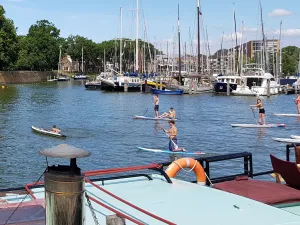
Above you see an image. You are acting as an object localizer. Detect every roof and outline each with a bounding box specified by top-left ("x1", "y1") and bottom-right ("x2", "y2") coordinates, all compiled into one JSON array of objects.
[{"x1": 1, "y1": 175, "x2": 300, "y2": 225}]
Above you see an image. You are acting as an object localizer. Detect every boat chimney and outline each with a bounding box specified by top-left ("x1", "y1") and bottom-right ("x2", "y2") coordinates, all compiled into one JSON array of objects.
[{"x1": 39, "y1": 144, "x2": 91, "y2": 225}]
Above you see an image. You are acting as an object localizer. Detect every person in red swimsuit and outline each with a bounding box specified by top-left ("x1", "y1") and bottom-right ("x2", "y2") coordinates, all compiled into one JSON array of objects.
[{"x1": 294, "y1": 94, "x2": 300, "y2": 114}]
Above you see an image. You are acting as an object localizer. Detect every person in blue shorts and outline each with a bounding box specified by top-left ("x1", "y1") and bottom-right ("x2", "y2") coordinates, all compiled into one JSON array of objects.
[{"x1": 153, "y1": 94, "x2": 159, "y2": 117}]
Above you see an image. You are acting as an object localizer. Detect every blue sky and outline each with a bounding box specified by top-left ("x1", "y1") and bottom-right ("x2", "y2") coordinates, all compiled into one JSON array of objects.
[{"x1": 1, "y1": 0, "x2": 299, "y2": 54}]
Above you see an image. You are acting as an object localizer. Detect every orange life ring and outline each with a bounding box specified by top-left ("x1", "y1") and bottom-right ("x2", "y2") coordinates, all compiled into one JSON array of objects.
[{"x1": 165, "y1": 158, "x2": 206, "y2": 185}]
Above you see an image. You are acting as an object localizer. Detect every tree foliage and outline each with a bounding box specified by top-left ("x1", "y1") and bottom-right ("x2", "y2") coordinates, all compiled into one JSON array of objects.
[
  {"x1": 0, "y1": 5, "x2": 19, "y2": 70},
  {"x1": 282, "y1": 46, "x2": 300, "y2": 76}
]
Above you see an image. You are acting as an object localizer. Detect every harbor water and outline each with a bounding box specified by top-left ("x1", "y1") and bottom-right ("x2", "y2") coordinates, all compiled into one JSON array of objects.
[{"x1": 0, "y1": 81, "x2": 299, "y2": 189}]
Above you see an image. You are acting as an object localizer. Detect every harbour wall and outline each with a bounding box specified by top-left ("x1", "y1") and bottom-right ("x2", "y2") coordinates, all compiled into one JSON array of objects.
[{"x1": 0, "y1": 71, "x2": 55, "y2": 84}]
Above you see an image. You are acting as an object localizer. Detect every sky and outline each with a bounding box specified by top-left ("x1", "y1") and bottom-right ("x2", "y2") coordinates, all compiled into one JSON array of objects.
[{"x1": 1, "y1": 0, "x2": 299, "y2": 55}]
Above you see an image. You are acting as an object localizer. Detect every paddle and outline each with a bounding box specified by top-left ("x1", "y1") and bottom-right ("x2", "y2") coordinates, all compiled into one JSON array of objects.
[
  {"x1": 159, "y1": 126, "x2": 179, "y2": 149},
  {"x1": 250, "y1": 107, "x2": 258, "y2": 124},
  {"x1": 143, "y1": 108, "x2": 148, "y2": 116}
]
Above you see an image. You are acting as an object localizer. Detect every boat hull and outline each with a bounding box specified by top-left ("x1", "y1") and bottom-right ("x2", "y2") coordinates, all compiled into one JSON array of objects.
[
  {"x1": 151, "y1": 88, "x2": 183, "y2": 95},
  {"x1": 214, "y1": 83, "x2": 237, "y2": 93},
  {"x1": 31, "y1": 126, "x2": 66, "y2": 138}
]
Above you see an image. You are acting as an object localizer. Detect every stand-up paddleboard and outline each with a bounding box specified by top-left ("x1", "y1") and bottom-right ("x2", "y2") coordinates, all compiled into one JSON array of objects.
[
  {"x1": 273, "y1": 113, "x2": 300, "y2": 117},
  {"x1": 137, "y1": 146, "x2": 205, "y2": 155},
  {"x1": 290, "y1": 135, "x2": 300, "y2": 139},
  {"x1": 133, "y1": 115, "x2": 177, "y2": 121},
  {"x1": 31, "y1": 126, "x2": 66, "y2": 138},
  {"x1": 231, "y1": 123, "x2": 286, "y2": 128},
  {"x1": 272, "y1": 137, "x2": 300, "y2": 144}
]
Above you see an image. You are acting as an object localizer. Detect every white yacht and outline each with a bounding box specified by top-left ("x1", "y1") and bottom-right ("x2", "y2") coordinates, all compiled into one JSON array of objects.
[
  {"x1": 213, "y1": 75, "x2": 242, "y2": 93},
  {"x1": 232, "y1": 64, "x2": 279, "y2": 96}
]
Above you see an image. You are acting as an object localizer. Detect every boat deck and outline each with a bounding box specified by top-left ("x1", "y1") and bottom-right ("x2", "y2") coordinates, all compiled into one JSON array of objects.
[{"x1": 1, "y1": 175, "x2": 300, "y2": 225}]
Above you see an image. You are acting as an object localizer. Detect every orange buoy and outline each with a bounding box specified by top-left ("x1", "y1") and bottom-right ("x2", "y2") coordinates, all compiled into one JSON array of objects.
[{"x1": 165, "y1": 158, "x2": 206, "y2": 185}]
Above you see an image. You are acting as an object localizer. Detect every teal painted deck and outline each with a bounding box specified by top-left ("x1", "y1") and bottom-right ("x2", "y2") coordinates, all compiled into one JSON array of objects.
[{"x1": 1, "y1": 175, "x2": 300, "y2": 225}]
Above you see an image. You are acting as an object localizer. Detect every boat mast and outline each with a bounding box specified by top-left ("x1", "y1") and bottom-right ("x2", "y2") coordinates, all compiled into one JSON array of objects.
[
  {"x1": 233, "y1": 2, "x2": 239, "y2": 74},
  {"x1": 220, "y1": 32, "x2": 224, "y2": 74},
  {"x1": 58, "y1": 45, "x2": 62, "y2": 76},
  {"x1": 120, "y1": 7, "x2": 123, "y2": 74},
  {"x1": 136, "y1": 0, "x2": 139, "y2": 75},
  {"x1": 197, "y1": 0, "x2": 201, "y2": 74},
  {"x1": 81, "y1": 47, "x2": 84, "y2": 73},
  {"x1": 260, "y1": 0, "x2": 268, "y2": 72},
  {"x1": 104, "y1": 49, "x2": 106, "y2": 72},
  {"x1": 279, "y1": 20, "x2": 282, "y2": 77},
  {"x1": 178, "y1": 4, "x2": 182, "y2": 83}
]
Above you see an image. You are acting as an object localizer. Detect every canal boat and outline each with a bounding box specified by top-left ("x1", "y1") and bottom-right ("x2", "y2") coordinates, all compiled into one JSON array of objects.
[
  {"x1": 151, "y1": 88, "x2": 184, "y2": 95},
  {"x1": 1, "y1": 144, "x2": 300, "y2": 224},
  {"x1": 31, "y1": 126, "x2": 66, "y2": 138}
]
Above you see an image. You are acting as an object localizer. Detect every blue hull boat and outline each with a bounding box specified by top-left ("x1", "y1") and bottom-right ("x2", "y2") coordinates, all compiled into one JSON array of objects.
[{"x1": 151, "y1": 88, "x2": 183, "y2": 95}]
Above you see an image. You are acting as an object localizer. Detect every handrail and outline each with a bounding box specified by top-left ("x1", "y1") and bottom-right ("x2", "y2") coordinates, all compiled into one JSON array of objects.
[
  {"x1": 85, "y1": 178, "x2": 176, "y2": 225},
  {"x1": 87, "y1": 194, "x2": 144, "y2": 225}
]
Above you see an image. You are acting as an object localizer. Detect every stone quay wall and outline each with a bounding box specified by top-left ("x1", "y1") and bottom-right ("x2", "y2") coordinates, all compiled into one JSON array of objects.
[{"x1": 0, "y1": 71, "x2": 55, "y2": 84}]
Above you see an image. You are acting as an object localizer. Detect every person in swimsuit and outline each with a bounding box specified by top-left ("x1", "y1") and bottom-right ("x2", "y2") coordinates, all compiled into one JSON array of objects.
[
  {"x1": 250, "y1": 99, "x2": 266, "y2": 125},
  {"x1": 159, "y1": 107, "x2": 176, "y2": 119},
  {"x1": 294, "y1": 94, "x2": 300, "y2": 114},
  {"x1": 51, "y1": 125, "x2": 61, "y2": 133},
  {"x1": 153, "y1": 94, "x2": 159, "y2": 118},
  {"x1": 162, "y1": 121, "x2": 186, "y2": 152}
]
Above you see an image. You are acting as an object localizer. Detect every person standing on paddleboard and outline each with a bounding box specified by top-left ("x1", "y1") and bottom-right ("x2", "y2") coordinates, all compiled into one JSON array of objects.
[
  {"x1": 250, "y1": 99, "x2": 266, "y2": 125},
  {"x1": 294, "y1": 94, "x2": 300, "y2": 114},
  {"x1": 153, "y1": 94, "x2": 159, "y2": 118},
  {"x1": 162, "y1": 121, "x2": 186, "y2": 152}
]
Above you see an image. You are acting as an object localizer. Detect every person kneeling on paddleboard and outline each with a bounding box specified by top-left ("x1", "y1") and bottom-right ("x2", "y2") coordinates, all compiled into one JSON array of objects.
[
  {"x1": 51, "y1": 125, "x2": 61, "y2": 133},
  {"x1": 250, "y1": 99, "x2": 266, "y2": 125},
  {"x1": 159, "y1": 107, "x2": 176, "y2": 119},
  {"x1": 162, "y1": 121, "x2": 186, "y2": 152}
]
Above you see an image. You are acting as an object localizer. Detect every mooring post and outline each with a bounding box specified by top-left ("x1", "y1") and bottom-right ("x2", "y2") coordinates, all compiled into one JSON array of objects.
[
  {"x1": 285, "y1": 84, "x2": 288, "y2": 95},
  {"x1": 267, "y1": 79, "x2": 270, "y2": 97},
  {"x1": 189, "y1": 79, "x2": 192, "y2": 95},
  {"x1": 226, "y1": 79, "x2": 230, "y2": 96},
  {"x1": 159, "y1": 77, "x2": 163, "y2": 90},
  {"x1": 155, "y1": 77, "x2": 158, "y2": 89},
  {"x1": 124, "y1": 80, "x2": 128, "y2": 92},
  {"x1": 295, "y1": 83, "x2": 298, "y2": 94}
]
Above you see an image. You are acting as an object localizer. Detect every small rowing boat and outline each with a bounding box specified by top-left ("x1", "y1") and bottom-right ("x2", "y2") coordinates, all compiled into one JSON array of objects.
[
  {"x1": 137, "y1": 146, "x2": 205, "y2": 155},
  {"x1": 273, "y1": 113, "x2": 300, "y2": 117},
  {"x1": 272, "y1": 137, "x2": 300, "y2": 144},
  {"x1": 133, "y1": 115, "x2": 177, "y2": 121},
  {"x1": 31, "y1": 126, "x2": 66, "y2": 138},
  {"x1": 231, "y1": 124, "x2": 286, "y2": 128}
]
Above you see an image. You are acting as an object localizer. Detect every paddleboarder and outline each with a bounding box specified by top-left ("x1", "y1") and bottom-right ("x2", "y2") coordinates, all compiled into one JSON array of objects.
[
  {"x1": 159, "y1": 107, "x2": 176, "y2": 119},
  {"x1": 162, "y1": 121, "x2": 186, "y2": 152},
  {"x1": 294, "y1": 94, "x2": 300, "y2": 114},
  {"x1": 250, "y1": 99, "x2": 266, "y2": 125},
  {"x1": 51, "y1": 125, "x2": 61, "y2": 133},
  {"x1": 153, "y1": 94, "x2": 159, "y2": 118}
]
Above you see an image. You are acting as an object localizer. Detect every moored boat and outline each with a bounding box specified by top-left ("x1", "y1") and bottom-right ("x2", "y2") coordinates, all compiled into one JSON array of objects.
[
  {"x1": 151, "y1": 88, "x2": 183, "y2": 95},
  {"x1": 85, "y1": 81, "x2": 102, "y2": 89}
]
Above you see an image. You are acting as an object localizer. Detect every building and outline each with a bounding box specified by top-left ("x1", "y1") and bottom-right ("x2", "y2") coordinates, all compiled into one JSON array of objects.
[{"x1": 60, "y1": 55, "x2": 80, "y2": 72}]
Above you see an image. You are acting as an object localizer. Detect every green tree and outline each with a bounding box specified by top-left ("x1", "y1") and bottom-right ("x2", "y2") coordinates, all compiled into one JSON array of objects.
[
  {"x1": 0, "y1": 5, "x2": 19, "y2": 70},
  {"x1": 282, "y1": 46, "x2": 300, "y2": 76}
]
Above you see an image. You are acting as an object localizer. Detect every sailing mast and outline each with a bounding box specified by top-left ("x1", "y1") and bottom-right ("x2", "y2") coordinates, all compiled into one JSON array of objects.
[
  {"x1": 58, "y1": 45, "x2": 62, "y2": 76},
  {"x1": 233, "y1": 2, "x2": 239, "y2": 74},
  {"x1": 81, "y1": 47, "x2": 84, "y2": 73},
  {"x1": 197, "y1": 0, "x2": 201, "y2": 74},
  {"x1": 136, "y1": 0, "x2": 139, "y2": 75},
  {"x1": 178, "y1": 4, "x2": 182, "y2": 83},
  {"x1": 260, "y1": 0, "x2": 268, "y2": 72},
  {"x1": 120, "y1": 7, "x2": 123, "y2": 74},
  {"x1": 279, "y1": 20, "x2": 282, "y2": 77},
  {"x1": 220, "y1": 32, "x2": 224, "y2": 74}
]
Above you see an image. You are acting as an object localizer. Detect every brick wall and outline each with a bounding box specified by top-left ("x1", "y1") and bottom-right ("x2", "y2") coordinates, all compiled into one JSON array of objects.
[{"x1": 0, "y1": 71, "x2": 55, "y2": 84}]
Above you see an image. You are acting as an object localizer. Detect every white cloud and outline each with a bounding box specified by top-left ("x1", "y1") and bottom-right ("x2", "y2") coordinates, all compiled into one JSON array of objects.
[
  {"x1": 273, "y1": 29, "x2": 300, "y2": 36},
  {"x1": 268, "y1": 9, "x2": 293, "y2": 17}
]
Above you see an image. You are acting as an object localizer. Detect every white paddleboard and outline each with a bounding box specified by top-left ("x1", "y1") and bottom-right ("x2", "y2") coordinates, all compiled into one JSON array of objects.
[
  {"x1": 273, "y1": 113, "x2": 300, "y2": 117},
  {"x1": 272, "y1": 137, "x2": 300, "y2": 144},
  {"x1": 133, "y1": 115, "x2": 177, "y2": 121},
  {"x1": 290, "y1": 135, "x2": 300, "y2": 139},
  {"x1": 231, "y1": 124, "x2": 286, "y2": 128},
  {"x1": 137, "y1": 147, "x2": 205, "y2": 155}
]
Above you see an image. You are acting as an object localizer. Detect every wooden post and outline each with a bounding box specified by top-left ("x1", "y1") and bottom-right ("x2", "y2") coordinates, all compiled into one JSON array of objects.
[
  {"x1": 124, "y1": 80, "x2": 128, "y2": 92},
  {"x1": 295, "y1": 83, "x2": 298, "y2": 94},
  {"x1": 155, "y1": 78, "x2": 158, "y2": 89},
  {"x1": 194, "y1": 79, "x2": 198, "y2": 94},
  {"x1": 226, "y1": 79, "x2": 230, "y2": 96},
  {"x1": 106, "y1": 214, "x2": 126, "y2": 225},
  {"x1": 285, "y1": 84, "x2": 288, "y2": 95},
  {"x1": 159, "y1": 77, "x2": 162, "y2": 90},
  {"x1": 267, "y1": 79, "x2": 270, "y2": 97}
]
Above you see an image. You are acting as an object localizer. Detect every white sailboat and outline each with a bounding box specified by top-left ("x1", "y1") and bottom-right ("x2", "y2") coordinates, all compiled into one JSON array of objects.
[{"x1": 73, "y1": 47, "x2": 88, "y2": 80}]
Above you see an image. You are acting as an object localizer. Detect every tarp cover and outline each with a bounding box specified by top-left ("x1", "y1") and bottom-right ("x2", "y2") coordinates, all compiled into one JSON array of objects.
[
  {"x1": 213, "y1": 176, "x2": 300, "y2": 205},
  {"x1": 0, "y1": 205, "x2": 45, "y2": 225}
]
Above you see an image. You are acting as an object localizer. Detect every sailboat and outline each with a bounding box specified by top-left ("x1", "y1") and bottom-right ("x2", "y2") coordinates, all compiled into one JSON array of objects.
[{"x1": 73, "y1": 47, "x2": 88, "y2": 80}]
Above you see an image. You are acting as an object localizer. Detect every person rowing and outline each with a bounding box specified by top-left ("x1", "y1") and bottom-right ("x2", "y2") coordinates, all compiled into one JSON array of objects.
[
  {"x1": 51, "y1": 125, "x2": 61, "y2": 133},
  {"x1": 250, "y1": 99, "x2": 266, "y2": 125},
  {"x1": 159, "y1": 107, "x2": 176, "y2": 119},
  {"x1": 294, "y1": 94, "x2": 300, "y2": 114},
  {"x1": 162, "y1": 120, "x2": 186, "y2": 152}
]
